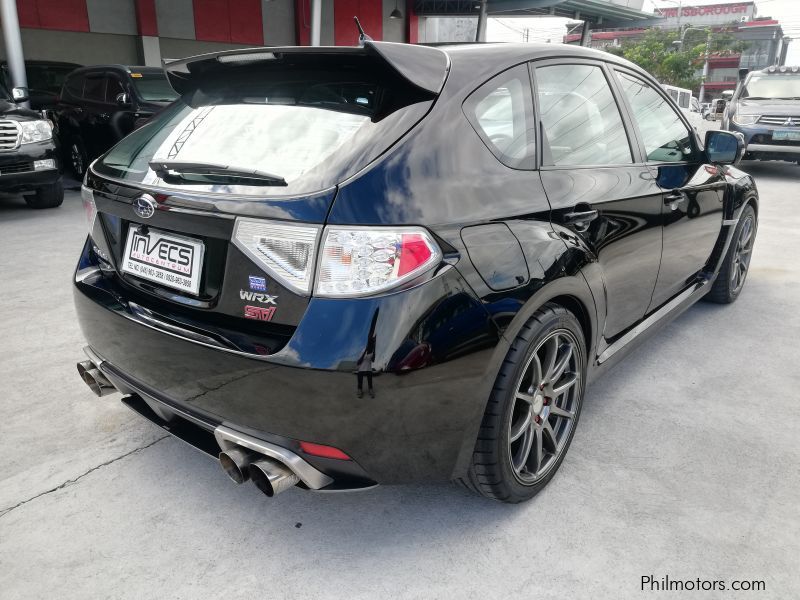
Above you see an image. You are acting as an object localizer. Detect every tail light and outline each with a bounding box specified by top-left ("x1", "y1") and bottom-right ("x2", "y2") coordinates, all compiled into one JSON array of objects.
[
  {"x1": 232, "y1": 218, "x2": 321, "y2": 295},
  {"x1": 81, "y1": 185, "x2": 97, "y2": 234},
  {"x1": 232, "y1": 219, "x2": 441, "y2": 298},
  {"x1": 315, "y1": 227, "x2": 441, "y2": 297}
]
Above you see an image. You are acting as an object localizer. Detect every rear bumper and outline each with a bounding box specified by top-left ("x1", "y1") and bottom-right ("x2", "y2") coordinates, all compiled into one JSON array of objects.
[{"x1": 74, "y1": 240, "x2": 502, "y2": 487}]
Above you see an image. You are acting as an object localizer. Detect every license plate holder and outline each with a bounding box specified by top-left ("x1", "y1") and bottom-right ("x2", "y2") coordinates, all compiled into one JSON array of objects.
[
  {"x1": 122, "y1": 226, "x2": 205, "y2": 295},
  {"x1": 772, "y1": 130, "x2": 800, "y2": 141}
]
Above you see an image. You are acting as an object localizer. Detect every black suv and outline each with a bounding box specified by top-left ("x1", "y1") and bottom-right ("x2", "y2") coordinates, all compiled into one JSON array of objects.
[
  {"x1": 1, "y1": 60, "x2": 81, "y2": 111},
  {"x1": 74, "y1": 42, "x2": 757, "y2": 503},
  {"x1": 0, "y1": 80, "x2": 62, "y2": 209},
  {"x1": 56, "y1": 65, "x2": 177, "y2": 177}
]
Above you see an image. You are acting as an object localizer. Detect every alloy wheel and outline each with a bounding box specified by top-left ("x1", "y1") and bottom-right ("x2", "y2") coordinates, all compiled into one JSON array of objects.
[
  {"x1": 731, "y1": 215, "x2": 755, "y2": 294},
  {"x1": 508, "y1": 329, "x2": 581, "y2": 484}
]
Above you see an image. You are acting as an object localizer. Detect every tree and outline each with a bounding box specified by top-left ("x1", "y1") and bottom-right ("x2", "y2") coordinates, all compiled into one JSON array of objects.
[{"x1": 606, "y1": 28, "x2": 705, "y2": 90}]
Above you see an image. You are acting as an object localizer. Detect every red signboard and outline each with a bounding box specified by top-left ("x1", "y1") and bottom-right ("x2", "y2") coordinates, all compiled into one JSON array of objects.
[{"x1": 656, "y1": 2, "x2": 752, "y2": 18}]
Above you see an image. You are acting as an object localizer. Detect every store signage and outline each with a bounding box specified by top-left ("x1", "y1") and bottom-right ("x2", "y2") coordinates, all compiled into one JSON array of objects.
[{"x1": 656, "y1": 3, "x2": 752, "y2": 19}]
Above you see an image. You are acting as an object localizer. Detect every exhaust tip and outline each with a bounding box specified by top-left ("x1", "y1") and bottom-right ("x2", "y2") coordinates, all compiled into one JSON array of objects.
[
  {"x1": 76, "y1": 361, "x2": 116, "y2": 397},
  {"x1": 219, "y1": 447, "x2": 259, "y2": 484},
  {"x1": 249, "y1": 459, "x2": 300, "y2": 497}
]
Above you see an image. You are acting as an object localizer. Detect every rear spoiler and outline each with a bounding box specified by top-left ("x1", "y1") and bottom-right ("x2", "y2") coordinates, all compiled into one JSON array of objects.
[{"x1": 164, "y1": 41, "x2": 450, "y2": 96}]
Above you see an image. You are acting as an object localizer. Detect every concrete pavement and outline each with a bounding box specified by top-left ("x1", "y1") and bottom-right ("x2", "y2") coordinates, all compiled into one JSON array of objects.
[{"x1": 1, "y1": 162, "x2": 798, "y2": 599}]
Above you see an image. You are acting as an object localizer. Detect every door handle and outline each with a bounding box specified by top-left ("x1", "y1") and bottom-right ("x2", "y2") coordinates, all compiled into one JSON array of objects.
[
  {"x1": 563, "y1": 208, "x2": 599, "y2": 231},
  {"x1": 664, "y1": 191, "x2": 687, "y2": 209}
]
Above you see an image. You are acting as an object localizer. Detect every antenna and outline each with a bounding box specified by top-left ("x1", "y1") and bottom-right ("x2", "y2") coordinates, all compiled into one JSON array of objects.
[{"x1": 354, "y1": 16, "x2": 373, "y2": 45}]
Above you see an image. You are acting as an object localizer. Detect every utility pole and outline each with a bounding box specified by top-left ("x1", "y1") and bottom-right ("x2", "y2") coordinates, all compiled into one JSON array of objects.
[
  {"x1": 699, "y1": 31, "x2": 711, "y2": 103},
  {"x1": 476, "y1": 0, "x2": 488, "y2": 43},
  {"x1": 0, "y1": 0, "x2": 28, "y2": 108}
]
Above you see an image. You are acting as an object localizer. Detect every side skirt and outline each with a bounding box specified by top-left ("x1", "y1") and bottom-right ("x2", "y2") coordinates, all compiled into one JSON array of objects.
[{"x1": 590, "y1": 279, "x2": 710, "y2": 380}]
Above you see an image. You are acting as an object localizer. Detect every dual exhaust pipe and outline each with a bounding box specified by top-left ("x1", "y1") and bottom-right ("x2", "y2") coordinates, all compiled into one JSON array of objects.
[
  {"x1": 77, "y1": 358, "x2": 302, "y2": 497},
  {"x1": 77, "y1": 360, "x2": 116, "y2": 397},
  {"x1": 219, "y1": 446, "x2": 300, "y2": 497}
]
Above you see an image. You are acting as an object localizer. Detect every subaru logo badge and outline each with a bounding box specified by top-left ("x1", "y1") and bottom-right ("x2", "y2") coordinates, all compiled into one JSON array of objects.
[{"x1": 133, "y1": 194, "x2": 156, "y2": 219}]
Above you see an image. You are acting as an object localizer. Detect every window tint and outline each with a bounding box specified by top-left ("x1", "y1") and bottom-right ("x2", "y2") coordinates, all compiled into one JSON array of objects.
[
  {"x1": 65, "y1": 74, "x2": 84, "y2": 98},
  {"x1": 105, "y1": 78, "x2": 125, "y2": 103},
  {"x1": 617, "y1": 72, "x2": 694, "y2": 163},
  {"x1": 83, "y1": 76, "x2": 107, "y2": 102},
  {"x1": 94, "y1": 58, "x2": 437, "y2": 196},
  {"x1": 464, "y1": 64, "x2": 535, "y2": 169},
  {"x1": 536, "y1": 64, "x2": 632, "y2": 166}
]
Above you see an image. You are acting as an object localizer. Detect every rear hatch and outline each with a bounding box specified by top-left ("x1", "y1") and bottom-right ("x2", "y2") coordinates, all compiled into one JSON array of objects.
[{"x1": 84, "y1": 42, "x2": 448, "y2": 354}]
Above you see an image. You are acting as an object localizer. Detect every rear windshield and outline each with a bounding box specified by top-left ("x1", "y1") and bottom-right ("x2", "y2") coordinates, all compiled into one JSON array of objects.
[
  {"x1": 27, "y1": 64, "x2": 77, "y2": 95},
  {"x1": 94, "y1": 56, "x2": 433, "y2": 196},
  {"x1": 130, "y1": 72, "x2": 179, "y2": 102}
]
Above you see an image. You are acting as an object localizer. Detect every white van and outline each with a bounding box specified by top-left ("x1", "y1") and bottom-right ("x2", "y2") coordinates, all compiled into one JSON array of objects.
[{"x1": 662, "y1": 84, "x2": 703, "y2": 129}]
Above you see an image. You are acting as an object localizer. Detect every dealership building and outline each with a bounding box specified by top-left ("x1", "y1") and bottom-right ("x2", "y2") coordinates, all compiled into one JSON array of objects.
[
  {"x1": 565, "y1": 1, "x2": 791, "y2": 99},
  {"x1": 0, "y1": 0, "x2": 421, "y2": 67}
]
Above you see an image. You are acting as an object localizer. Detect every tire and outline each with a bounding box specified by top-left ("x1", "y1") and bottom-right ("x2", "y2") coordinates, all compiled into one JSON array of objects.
[
  {"x1": 459, "y1": 303, "x2": 587, "y2": 503},
  {"x1": 24, "y1": 180, "x2": 64, "y2": 209},
  {"x1": 68, "y1": 138, "x2": 88, "y2": 178},
  {"x1": 704, "y1": 204, "x2": 756, "y2": 304}
]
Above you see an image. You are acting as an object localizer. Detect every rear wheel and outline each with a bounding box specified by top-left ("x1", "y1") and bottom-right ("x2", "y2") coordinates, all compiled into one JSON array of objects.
[
  {"x1": 24, "y1": 181, "x2": 64, "y2": 209},
  {"x1": 705, "y1": 204, "x2": 756, "y2": 304},
  {"x1": 460, "y1": 304, "x2": 586, "y2": 503}
]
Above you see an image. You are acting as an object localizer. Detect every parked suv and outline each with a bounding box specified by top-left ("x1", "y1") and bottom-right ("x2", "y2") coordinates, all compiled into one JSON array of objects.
[
  {"x1": 0, "y1": 80, "x2": 62, "y2": 208},
  {"x1": 56, "y1": 65, "x2": 177, "y2": 177},
  {"x1": 74, "y1": 42, "x2": 757, "y2": 503},
  {"x1": 723, "y1": 65, "x2": 800, "y2": 162},
  {"x1": 1, "y1": 60, "x2": 81, "y2": 111}
]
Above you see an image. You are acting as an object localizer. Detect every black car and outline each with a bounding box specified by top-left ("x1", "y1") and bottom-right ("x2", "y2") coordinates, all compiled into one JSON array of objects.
[
  {"x1": 74, "y1": 42, "x2": 757, "y2": 503},
  {"x1": 0, "y1": 80, "x2": 63, "y2": 208},
  {"x1": 56, "y1": 65, "x2": 178, "y2": 177},
  {"x1": 1, "y1": 60, "x2": 82, "y2": 111},
  {"x1": 723, "y1": 65, "x2": 800, "y2": 163}
]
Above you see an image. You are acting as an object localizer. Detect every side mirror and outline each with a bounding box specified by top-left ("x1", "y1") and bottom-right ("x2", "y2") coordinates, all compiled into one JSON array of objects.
[
  {"x1": 705, "y1": 130, "x2": 744, "y2": 165},
  {"x1": 11, "y1": 86, "x2": 29, "y2": 102},
  {"x1": 116, "y1": 92, "x2": 130, "y2": 106},
  {"x1": 738, "y1": 68, "x2": 749, "y2": 82}
]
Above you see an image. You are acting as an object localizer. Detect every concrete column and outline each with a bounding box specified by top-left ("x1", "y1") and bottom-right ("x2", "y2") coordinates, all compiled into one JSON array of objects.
[
  {"x1": 137, "y1": 36, "x2": 162, "y2": 66},
  {"x1": 310, "y1": 0, "x2": 322, "y2": 46},
  {"x1": 0, "y1": 0, "x2": 28, "y2": 107},
  {"x1": 475, "y1": 0, "x2": 488, "y2": 42},
  {"x1": 580, "y1": 21, "x2": 591, "y2": 47}
]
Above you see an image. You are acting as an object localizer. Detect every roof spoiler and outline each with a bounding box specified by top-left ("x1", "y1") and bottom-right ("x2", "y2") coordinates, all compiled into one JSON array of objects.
[{"x1": 164, "y1": 41, "x2": 450, "y2": 96}]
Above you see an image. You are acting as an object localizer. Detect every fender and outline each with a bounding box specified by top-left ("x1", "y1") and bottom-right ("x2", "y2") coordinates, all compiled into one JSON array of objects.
[
  {"x1": 449, "y1": 268, "x2": 599, "y2": 480},
  {"x1": 707, "y1": 168, "x2": 758, "y2": 278}
]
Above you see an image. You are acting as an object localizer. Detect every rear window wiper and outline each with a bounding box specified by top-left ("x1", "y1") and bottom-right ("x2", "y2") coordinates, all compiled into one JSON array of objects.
[{"x1": 149, "y1": 160, "x2": 287, "y2": 186}]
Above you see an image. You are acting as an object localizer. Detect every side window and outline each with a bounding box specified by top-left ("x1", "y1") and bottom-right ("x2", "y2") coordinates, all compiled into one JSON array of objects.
[
  {"x1": 616, "y1": 72, "x2": 694, "y2": 163},
  {"x1": 105, "y1": 78, "x2": 125, "y2": 103},
  {"x1": 83, "y1": 76, "x2": 107, "y2": 103},
  {"x1": 535, "y1": 63, "x2": 632, "y2": 166},
  {"x1": 464, "y1": 64, "x2": 535, "y2": 170},
  {"x1": 65, "y1": 75, "x2": 85, "y2": 99},
  {"x1": 678, "y1": 91, "x2": 690, "y2": 109}
]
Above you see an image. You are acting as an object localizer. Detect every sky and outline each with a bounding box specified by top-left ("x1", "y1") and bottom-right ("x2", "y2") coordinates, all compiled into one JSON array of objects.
[{"x1": 485, "y1": 0, "x2": 800, "y2": 65}]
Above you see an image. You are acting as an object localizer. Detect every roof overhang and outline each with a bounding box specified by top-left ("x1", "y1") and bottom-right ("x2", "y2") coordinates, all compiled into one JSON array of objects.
[{"x1": 414, "y1": 0, "x2": 663, "y2": 26}]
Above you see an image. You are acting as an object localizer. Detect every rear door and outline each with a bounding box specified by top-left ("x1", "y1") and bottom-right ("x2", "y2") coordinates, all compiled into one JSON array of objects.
[
  {"x1": 534, "y1": 59, "x2": 664, "y2": 340},
  {"x1": 613, "y1": 69, "x2": 725, "y2": 310},
  {"x1": 80, "y1": 73, "x2": 112, "y2": 159}
]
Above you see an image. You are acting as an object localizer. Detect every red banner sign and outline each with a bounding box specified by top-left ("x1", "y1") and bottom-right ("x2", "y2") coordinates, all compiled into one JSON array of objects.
[{"x1": 656, "y1": 3, "x2": 751, "y2": 18}]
